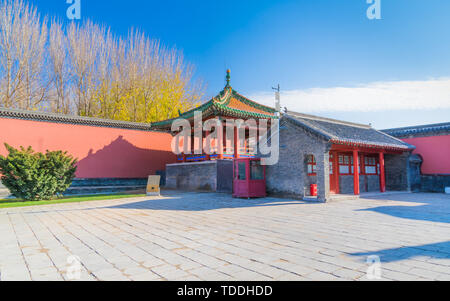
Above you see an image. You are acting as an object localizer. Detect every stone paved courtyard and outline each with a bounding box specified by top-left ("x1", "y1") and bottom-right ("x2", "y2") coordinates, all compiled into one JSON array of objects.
[{"x1": 0, "y1": 191, "x2": 449, "y2": 281}]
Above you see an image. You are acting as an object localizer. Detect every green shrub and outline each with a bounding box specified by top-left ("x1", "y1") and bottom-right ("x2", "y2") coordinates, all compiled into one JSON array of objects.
[{"x1": 0, "y1": 144, "x2": 77, "y2": 201}]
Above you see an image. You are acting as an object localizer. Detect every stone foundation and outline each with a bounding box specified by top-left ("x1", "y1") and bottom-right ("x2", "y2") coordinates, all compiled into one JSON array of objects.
[
  {"x1": 419, "y1": 175, "x2": 450, "y2": 193},
  {"x1": 165, "y1": 160, "x2": 233, "y2": 193}
]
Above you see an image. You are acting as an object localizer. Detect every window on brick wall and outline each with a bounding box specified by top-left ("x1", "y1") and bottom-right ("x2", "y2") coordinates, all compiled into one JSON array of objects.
[
  {"x1": 339, "y1": 154, "x2": 351, "y2": 175},
  {"x1": 330, "y1": 153, "x2": 334, "y2": 175},
  {"x1": 307, "y1": 155, "x2": 317, "y2": 176},
  {"x1": 338, "y1": 154, "x2": 361, "y2": 175},
  {"x1": 364, "y1": 156, "x2": 379, "y2": 175}
]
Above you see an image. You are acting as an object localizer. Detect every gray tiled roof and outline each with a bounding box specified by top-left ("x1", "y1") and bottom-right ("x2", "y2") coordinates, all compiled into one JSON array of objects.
[
  {"x1": 284, "y1": 112, "x2": 414, "y2": 150},
  {"x1": 383, "y1": 122, "x2": 450, "y2": 138},
  {"x1": 0, "y1": 108, "x2": 155, "y2": 131}
]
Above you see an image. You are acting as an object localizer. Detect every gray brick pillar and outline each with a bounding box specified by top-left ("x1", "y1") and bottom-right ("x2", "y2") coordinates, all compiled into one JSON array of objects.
[{"x1": 316, "y1": 151, "x2": 330, "y2": 202}]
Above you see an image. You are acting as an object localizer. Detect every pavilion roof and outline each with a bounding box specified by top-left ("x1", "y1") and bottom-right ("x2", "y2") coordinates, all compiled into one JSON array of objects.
[{"x1": 151, "y1": 73, "x2": 278, "y2": 130}]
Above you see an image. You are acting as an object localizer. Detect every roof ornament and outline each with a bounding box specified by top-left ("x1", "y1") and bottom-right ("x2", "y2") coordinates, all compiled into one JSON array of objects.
[{"x1": 225, "y1": 69, "x2": 231, "y2": 87}]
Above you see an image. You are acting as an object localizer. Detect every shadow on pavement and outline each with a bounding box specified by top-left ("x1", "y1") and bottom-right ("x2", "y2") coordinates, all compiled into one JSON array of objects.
[
  {"x1": 350, "y1": 241, "x2": 450, "y2": 262},
  {"x1": 357, "y1": 193, "x2": 450, "y2": 224}
]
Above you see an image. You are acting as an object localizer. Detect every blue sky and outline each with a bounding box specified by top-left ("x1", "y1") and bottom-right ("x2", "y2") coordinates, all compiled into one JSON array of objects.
[{"x1": 32, "y1": 0, "x2": 450, "y2": 129}]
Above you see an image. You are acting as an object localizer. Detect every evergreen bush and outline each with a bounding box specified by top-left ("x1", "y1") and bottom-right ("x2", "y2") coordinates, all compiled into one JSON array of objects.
[{"x1": 0, "y1": 144, "x2": 77, "y2": 201}]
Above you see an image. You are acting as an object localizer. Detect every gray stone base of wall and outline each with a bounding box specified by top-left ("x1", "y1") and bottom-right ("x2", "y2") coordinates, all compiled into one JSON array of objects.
[
  {"x1": 65, "y1": 178, "x2": 148, "y2": 196},
  {"x1": 1, "y1": 178, "x2": 149, "y2": 198},
  {"x1": 165, "y1": 160, "x2": 233, "y2": 193},
  {"x1": 419, "y1": 175, "x2": 450, "y2": 193}
]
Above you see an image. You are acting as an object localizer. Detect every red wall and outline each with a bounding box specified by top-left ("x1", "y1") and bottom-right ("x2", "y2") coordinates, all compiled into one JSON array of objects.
[
  {"x1": 0, "y1": 118, "x2": 176, "y2": 179},
  {"x1": 402, "y1": 135, "x2": 450, "y2": 175}
]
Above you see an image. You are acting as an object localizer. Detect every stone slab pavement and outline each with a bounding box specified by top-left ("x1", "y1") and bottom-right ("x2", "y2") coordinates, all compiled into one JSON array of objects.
[{"x1": 0, "y1": 191, "x2": 449, "y2": 281}]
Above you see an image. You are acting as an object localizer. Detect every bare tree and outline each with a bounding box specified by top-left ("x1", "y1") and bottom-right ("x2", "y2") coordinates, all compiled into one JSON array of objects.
[
  {"x1": 0, "y1": 0, "x2": 47, "y2": 109},
  {"x1": 48, "y1": 20, "x2": 70, "y2": 113},
  {"x1": 0, "y1": 0, "x2": 204, "y2": 121},
  {"x1": 66, "y1": 20, "x2": 103, "y2": 116}
]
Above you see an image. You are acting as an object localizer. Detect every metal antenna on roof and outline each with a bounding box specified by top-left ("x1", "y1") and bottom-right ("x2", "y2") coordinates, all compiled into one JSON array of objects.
[{"x1": 272, "y1": 84, "x2": 281, "y2": 115}]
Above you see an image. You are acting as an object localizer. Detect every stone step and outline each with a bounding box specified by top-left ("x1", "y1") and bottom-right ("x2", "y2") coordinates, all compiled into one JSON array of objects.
[
  {"x1": 64, "y1": 185, "x2": 145, "y2": 196},
  {"x1": 70, "y1": 178, "x2": 148, "y2": 188}
]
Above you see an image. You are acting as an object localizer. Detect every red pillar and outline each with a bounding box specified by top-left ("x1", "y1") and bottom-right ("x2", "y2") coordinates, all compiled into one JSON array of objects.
[
  {"x1": 353, "y1": 150, "x2": 360, "y2": 195},
  {"x1": 218, "y1": 126, "x2": 224, "y2": 160},
  {"x1": 205, "y1": 131, "x2": 211, "y2": 161},
  {"x1": 333, "y1": 151, "x2": 340, "y2": 194},
  {"x1": 192, "y1": 132, "x2": 196, "y2": 156},
  {"x1": 379, "y1": 152, "x2": 386, "y2": 193},
  {"x1": 181, "y1": 134, "x2": 187, "y2": 162},
  {"x1": 234, "y1": 126, "x2": 239, "y2": 159}
]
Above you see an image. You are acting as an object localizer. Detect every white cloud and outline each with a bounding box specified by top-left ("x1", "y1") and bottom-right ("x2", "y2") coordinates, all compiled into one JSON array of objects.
[{"x1": 250, "y1": 78, "x2": 450, "y2": 113}]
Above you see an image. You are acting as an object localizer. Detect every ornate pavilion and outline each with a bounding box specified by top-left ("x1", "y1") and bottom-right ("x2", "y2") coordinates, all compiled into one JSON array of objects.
[{"x1": 152, "y1": 70, "x2": 278, "y2": 162}]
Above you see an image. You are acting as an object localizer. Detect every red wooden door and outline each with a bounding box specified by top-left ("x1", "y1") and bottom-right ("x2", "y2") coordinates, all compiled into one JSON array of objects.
[{"x1": 329, "y1": 152, "x2": 339, "y2": 194}]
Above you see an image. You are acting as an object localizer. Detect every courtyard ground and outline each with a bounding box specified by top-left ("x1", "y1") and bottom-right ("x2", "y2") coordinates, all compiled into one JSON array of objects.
[{"x1": 0, "y1": 191, "x2": 449, "y2": 281}]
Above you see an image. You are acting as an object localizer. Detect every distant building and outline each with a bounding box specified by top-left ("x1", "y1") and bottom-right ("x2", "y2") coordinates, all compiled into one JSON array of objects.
[{"x1": 383, "y1": 123, "x2": 450, "y2": 192}]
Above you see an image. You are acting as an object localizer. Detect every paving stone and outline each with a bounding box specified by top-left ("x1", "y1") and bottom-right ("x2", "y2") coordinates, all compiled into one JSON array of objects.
[{"x1": 0, "y1": 192, "x2": 449, "y2": 281}]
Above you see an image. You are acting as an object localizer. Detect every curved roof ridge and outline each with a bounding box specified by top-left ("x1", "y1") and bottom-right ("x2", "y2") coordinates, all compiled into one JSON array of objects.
[{"x1": 287, "y1": 111, "x2": 372, "y2": 129}]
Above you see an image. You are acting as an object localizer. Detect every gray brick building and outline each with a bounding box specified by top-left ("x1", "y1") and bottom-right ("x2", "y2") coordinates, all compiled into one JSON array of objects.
[{"x1": 265, "y1": 112, "x2": 415, "y2": 202}]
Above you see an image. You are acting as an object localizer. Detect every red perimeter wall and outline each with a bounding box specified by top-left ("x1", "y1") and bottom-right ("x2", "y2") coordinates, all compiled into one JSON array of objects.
[
  {"x1": 0, "y1": 118, "x2": 176, "y2": 179},
  {"x1": 402, "y1": 135, "x2": 450, "y2": 175}
]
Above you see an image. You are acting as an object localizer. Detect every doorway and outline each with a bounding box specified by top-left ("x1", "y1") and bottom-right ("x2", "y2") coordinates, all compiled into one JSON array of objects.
[{"x1": 329, "y1": 152, "x2": 339, "y2": 194}]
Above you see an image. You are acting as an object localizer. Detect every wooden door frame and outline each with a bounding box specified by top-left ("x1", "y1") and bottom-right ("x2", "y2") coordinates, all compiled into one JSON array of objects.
[{"x1": 330, "y1": 151, "x2": 340, "y2": 194}]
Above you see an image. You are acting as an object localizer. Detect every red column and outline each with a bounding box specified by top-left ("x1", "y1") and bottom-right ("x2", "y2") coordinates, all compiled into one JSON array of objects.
[
  {"x1": 234, "y1": 126, "x2": 239, "y2": 159},
  {"x1": 205, "y1": 131, "x2": 211, "y2": 161},
  {"x1": 353, "y1": 150, "x2": 360, "y2": 195},
  {"x1": 333, "y1": 151, "x2": 340, "y2": 194},
  {"x1": 182, "y1": 134, "x2": 187, "y2": 162},
  {"x1": 379, "y1": 152, "x2": 386, "y2": 193},
  {"x1": 192, "y1": 132, "x2": 195, "y2": 156},
  {"x1": 218, "y1": 126, "x2": 224, "y2": 160}
]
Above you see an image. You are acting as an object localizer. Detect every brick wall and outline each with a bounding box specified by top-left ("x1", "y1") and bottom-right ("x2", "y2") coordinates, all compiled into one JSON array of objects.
[
  {"x1": 265, "y1": 119, "x2": 330, "y2": 202},
  {"x1": 166, "y1": 160, "x2": 233, "y2": 193},
  {"x1": 385, "y1": 152, "x2": 412, "y2": 191}
]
